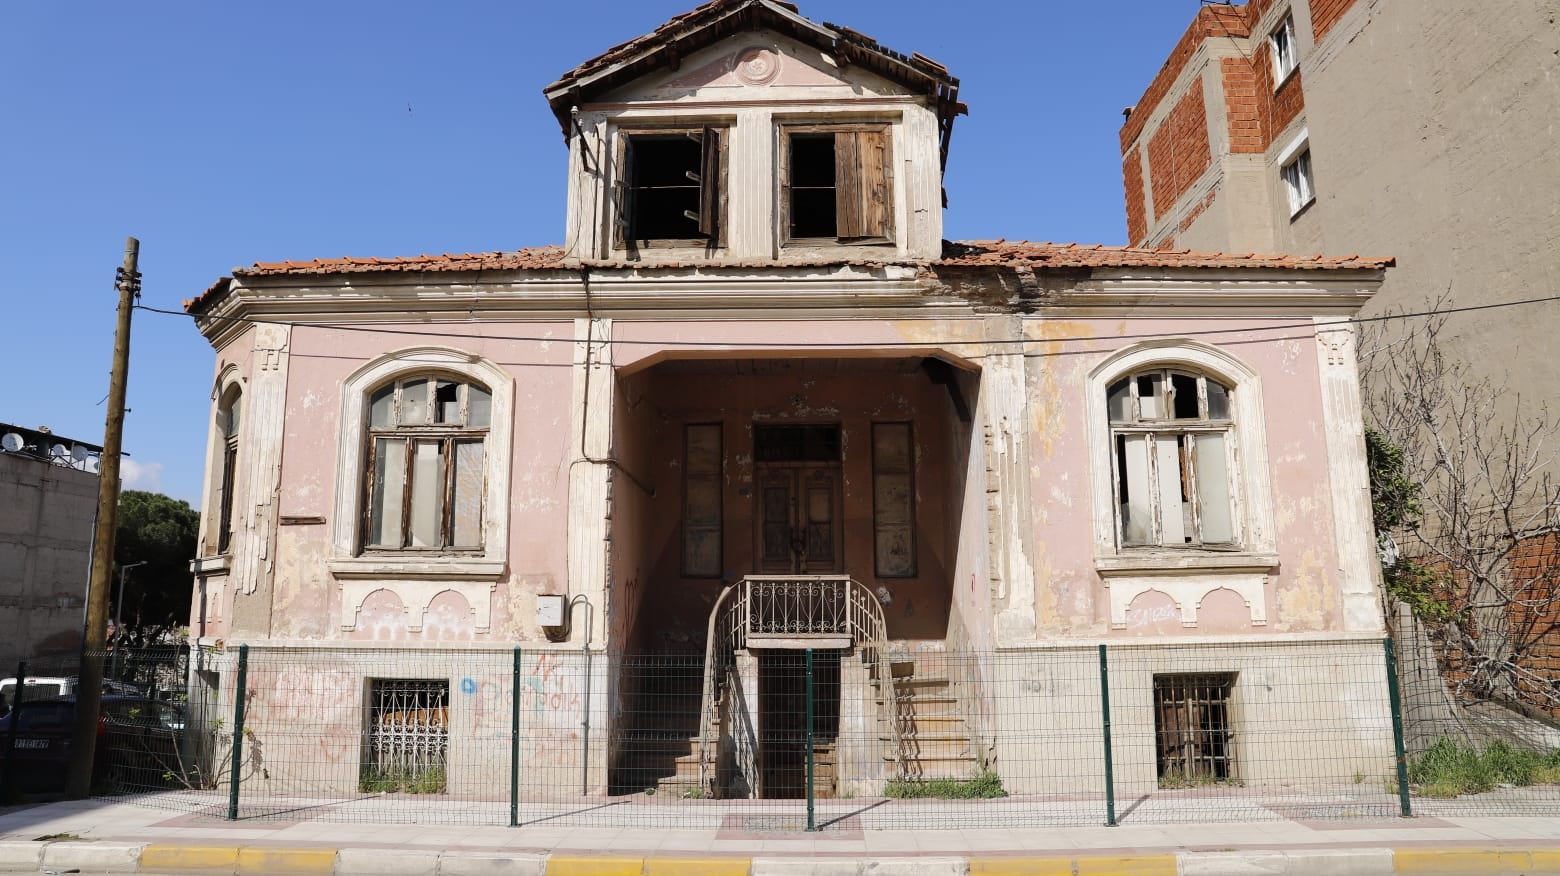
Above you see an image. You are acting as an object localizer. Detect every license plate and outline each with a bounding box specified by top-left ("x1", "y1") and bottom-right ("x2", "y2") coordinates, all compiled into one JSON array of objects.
[{"x1": 14, "y1": 738, "x2": 49, "y2": 750}]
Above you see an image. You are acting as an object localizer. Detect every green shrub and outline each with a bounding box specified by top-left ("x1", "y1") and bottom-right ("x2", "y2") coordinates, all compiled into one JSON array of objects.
[
  {"x1": 359, "y1": 763, "x2": 447, "y2": 795},
  {"x1": 1407, "y1": 738, "x2": 1560, "y2": 797}
]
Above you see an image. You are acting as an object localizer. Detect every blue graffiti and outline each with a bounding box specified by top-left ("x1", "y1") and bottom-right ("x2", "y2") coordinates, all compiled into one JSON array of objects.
[{"x1": 460, "y1": 677, "x2": 477, "y2": 694}]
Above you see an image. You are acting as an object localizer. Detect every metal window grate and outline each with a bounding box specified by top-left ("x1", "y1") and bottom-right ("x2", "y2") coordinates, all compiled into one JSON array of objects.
[
  {"x1": 1153, "y1": 672, "x2": 1237, "y2": 785},
  {"x1": 365, "y1": 679, "x2": 449, "y2": 794}
]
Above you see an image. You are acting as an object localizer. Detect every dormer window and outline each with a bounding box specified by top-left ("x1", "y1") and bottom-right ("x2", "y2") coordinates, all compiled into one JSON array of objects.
[
  {"x1": 616, "y1": 127, "x2": 726, "y2": 249},
  {"x1": 781, "y1": 124, "x2": 894, "y2": 246}
]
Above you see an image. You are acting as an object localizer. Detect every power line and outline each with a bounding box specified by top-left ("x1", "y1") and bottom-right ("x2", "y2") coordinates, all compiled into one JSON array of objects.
[{"x1": 134, "y1": 291, "x2": 1560, "y2": 357}]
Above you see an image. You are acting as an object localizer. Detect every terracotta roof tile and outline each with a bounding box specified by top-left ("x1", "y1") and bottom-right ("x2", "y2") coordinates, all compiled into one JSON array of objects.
[{"x1": 937, "y1": 240, "x2": 1394, "y2": 271}]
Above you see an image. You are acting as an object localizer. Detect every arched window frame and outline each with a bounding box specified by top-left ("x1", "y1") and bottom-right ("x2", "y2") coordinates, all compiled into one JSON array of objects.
[
  {"x1": 329, "y1": 348, "x2": 513, "y2": 580},
  {"x1": 215, "y1": 383, "x2": 243, "y2": 555},
  {"x1": 1086, "y1": 341, "x2": 1277, "y2": 572},
  {"x1": 196, "y1": 366, "x2": 246, "y2": 568}
]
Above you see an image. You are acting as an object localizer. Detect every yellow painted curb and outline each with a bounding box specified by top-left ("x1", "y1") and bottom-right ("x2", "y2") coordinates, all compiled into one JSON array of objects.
[
  {"x1": 1396, "y1": 847, "x2": 1560, "y2": 874},
  {"x1": 139, "y1": 845, "x2": 241, "y2": 871},
  {"x1": 235, "y1": 847, "x2": 337, "y2": 875},
  {"x1": 546, "y1": 856, "x2": 648, "y2": 876},
  {"x1": 971, "y1": 856, "x2": 1177, "y2": 876},
  {"x1": 644, "y1": 857, "x2": 751, "y2": 876}
]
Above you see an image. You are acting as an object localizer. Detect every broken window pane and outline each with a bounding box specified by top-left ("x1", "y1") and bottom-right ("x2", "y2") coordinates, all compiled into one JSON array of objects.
[
  {"x1": 1171, "y1": 373, "x2": 1200, "y2": 419},
  {"x1": 1195, "y1": 434, "x2": 1234, "y2": 543},
  {"x1": 1157, "y1": 436, "x2": 1189, "y2": 544},
  {"x1": 627, "y1": 134, "x2": 705, "y2": 242},
  {"x1": 435, "y1": 380, "x2": 459, "y2": 424},
  {"x1": 1137, "y1": 373, "x2": 1165, "y2": 419},
  {"x1": 370, "y1": 438, "x2": 407, "y2": 548},
  {"x1": 873, "y1": 423, "x2": 915, "y2": 577},
  {"x1": 790, "y1": 134, "x2": 837, "y2": 239},
  {"x1": 408, "y1": 440, "x2": 445, "y2": 547},
  {"x1": 683, "y1": 424, "x2": 723, "y2": 577},
  {"x1": 450, "y1": 439, "x2": 485, "y2": 547}
]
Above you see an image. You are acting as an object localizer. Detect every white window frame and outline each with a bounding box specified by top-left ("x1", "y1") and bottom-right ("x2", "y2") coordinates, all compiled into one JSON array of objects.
[
  {"x1": 1087, "y1": 341, "x2": 1277, "y2": 573},
  {"x1": 1281, "y1": 148, "x2": 1315, "y2": 216},
  {"x1": 329, "y1": 347, "x2": 513, "y2": 580},
  {"x1": 1270, "y1": 14, "x2": 1299, "y2": 85}
]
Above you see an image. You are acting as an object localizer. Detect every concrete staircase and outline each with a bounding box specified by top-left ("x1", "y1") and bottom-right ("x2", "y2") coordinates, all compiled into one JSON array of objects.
[{"x1": 880, "y1": 656, "x2": 981, "y2": 781}]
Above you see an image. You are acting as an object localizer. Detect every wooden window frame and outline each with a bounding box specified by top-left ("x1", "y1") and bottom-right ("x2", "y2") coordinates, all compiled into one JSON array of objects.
[
  {"x1": 682, "y1": 423, "x2": 724, "y2": 578},
  {"x1": 360, "y1": 375, "x2": 490, "y2": 555},
  {"x1": 872, "y1": 422, "x2": 917, "y2": 578},
  {"x1": 1107, "y1": 369, "x2": 1239, "y2": 550},
  {"x1": 778, "y1": 123, "x2": 895, "y2": 247},
  {"x1": 612, "y1": 126, "x2": 728, "y2": 251}
]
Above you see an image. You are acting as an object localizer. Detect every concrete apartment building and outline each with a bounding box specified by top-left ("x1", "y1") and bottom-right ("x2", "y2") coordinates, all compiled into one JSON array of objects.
[
  {"x1": 0, "y1": 423, "x2": 101, "y2": 670},
  {"x1": 185, "y1": 0, "x2": 1397, "y2": 803},
  {"x1": 1119, "y1": 0, "x2": 1560, "y2": 406}
]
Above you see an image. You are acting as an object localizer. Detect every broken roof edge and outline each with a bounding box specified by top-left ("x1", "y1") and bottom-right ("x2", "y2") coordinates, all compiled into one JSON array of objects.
[{"x1": 542, "y1": 0, "x2": 961, "y2": 136}]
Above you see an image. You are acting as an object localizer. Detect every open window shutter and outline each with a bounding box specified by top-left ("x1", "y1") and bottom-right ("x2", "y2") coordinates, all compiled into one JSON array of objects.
[
  {"x1": 614, "y1": 137, "x2": 635, "y2": 247},
  {"x1": 836, "y1": 129, "x2": 891, "y2": 240},
  {"x1": 699, "y1": 126, "x2": 721, "y2": 240}
]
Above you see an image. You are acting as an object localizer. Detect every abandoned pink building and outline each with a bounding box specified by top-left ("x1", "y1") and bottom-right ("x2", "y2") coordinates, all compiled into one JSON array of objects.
[{"x1": 185, "y1": 0, "x2": 1395, "y2": 803}]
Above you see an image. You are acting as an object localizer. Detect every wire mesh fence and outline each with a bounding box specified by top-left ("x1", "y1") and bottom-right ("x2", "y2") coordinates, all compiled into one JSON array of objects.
[{"x1": 5, "y1": 637, "x2": 1560, "y2": 829}]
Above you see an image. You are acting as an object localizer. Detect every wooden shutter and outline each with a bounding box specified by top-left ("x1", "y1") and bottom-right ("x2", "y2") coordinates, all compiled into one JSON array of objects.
[
  {"x1": 835, "y1": 128, "x2": 891, "y2": 241},
  {"x1": 698, "y1": 126, "x2": 721, "y2": 240}
]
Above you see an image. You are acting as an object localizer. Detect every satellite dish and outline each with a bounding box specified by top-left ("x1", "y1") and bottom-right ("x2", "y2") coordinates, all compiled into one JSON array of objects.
[
  {"x1": 50, "y1": 443, "x2": 69, "y2": 459},
  {"x1": 0, "y1": 433, "x2": 21, "y2": 453},
  {"x1": 70, "y1": 445, "x2": 89, "y2": 463},
  {"x1": 85, "y1": 456, "x2": 101, "y2": 474}
]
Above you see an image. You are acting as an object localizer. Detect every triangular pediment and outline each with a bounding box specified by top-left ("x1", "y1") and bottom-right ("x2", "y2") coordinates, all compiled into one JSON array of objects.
[{"x1": 543, "y1": 0, "x2": 958, "y2": 134}]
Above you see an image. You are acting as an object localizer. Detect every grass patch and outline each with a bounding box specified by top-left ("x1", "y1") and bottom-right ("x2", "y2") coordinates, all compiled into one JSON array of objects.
[
  {"x1": 1157, "y1": 767, "x2": 1240, "y2": 790},
  {"x1": 885, "y1": 769, "x2": 1005, "y2": 799},
  {"x1": 1408, "y1": 738, "x2": 1560, "y2": 798},
  {"x1": 359, "y1": 763, "x2": 447, "y2": 794}
]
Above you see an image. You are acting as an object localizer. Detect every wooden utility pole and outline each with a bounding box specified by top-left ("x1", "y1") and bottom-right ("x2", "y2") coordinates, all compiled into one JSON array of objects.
[{"x1": 66, "y1": 237, "x2": 139, "y2": 798}]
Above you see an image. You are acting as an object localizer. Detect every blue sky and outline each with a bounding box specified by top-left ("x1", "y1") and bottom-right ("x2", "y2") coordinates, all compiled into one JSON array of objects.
[{"x1": 0, "y1": 0, "x2": 1200, "y2": 508}]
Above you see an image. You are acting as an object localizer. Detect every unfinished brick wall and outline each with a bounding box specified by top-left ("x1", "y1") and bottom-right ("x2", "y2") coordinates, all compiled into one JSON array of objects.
[
  {"x1": 1147, "y1": 87, "x2": 1212, "y2": 223},
  {"x1": 1254, "y1": 41, "x2": 1306, "y2": 145},
  {"x1": 1123, "y1": 146, "x2": 1148, "y2": 244},
  {"x1": 1119, "y1": 5, "x2": 1249, "y2": 153},
  {"x1": 1310, "y1": 0, "x2": 1359, "y2": 43}
]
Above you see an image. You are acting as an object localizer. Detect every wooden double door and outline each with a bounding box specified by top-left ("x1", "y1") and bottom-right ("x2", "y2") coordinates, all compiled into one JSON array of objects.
[{"x1": 754, "y1": 464, "x2": 843, "y2": 574}]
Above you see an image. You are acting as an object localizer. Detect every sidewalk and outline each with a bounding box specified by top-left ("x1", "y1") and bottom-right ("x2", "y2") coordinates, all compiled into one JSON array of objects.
[{"x1": 4, "y1": 798, "x2": 1560, "y2": 874}]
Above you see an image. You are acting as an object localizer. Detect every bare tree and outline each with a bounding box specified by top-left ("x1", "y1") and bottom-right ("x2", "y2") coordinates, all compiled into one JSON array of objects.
[{"x1": 1360, "y1": 295, "x2": 1560, "y2": 716}]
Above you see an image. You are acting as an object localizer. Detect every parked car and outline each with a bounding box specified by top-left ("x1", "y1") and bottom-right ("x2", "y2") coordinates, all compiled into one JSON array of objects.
[
  {"x1": 0, "y1": 695, "x2": 186, "y2": 795},
  {"x1": 0, "y1": 677, "x2": 142, "y2": 716}
]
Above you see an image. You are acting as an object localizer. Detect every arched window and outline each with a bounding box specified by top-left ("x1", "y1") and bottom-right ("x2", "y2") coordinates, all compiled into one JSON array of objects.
[
  {"x1": 362, "y1": 375, "x2": 492, "y2": 552},
  {"x1": 215, "y1": 386, "x2": 242, "y2": 554},
  {"x1": 1107, "y1": 369, "x2": 1235, "y2": 548}
]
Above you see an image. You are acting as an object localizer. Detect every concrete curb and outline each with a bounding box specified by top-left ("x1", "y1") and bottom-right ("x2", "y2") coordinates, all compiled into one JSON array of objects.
[{"x1": 0, "y1": 843, "x2": 1558, "y2": 875}]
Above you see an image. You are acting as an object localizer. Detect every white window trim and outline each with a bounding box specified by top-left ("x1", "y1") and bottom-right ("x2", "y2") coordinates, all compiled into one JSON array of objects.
[
  {"x1": 1282, "y1": 148, "x2": 1315, "y2": 217},
  {"x1": 1087, "y1": 340, "x2": 1278, "y2": 573},
  {"x1": 195, "y1": 364, "x2": 245, "y2": 568},
  {"x1": 329, "y1": 347, "x2": 513, "y2": 580},
  {"x1": 1269, "y1": 14, "x2": 1299, "y2": 87}
]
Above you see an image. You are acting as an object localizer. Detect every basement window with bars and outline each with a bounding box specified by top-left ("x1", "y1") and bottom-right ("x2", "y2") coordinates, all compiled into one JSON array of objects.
[
  {"x1": 781, "y1": 124, "x2": 894, "y2": 245},
  {"x1": 615, "y1": 127, "x2": 725, "y2": 249},
  {"x1": 363, "y1": 375, "x2": 491, "y2": 553},
  {"x1": 1108, "y1": 369, "x2": 1237, "y2": 549},
  {"x1": 1153, "y1": 673, "x2": 1238, "y2": 786},
  {"x1": 363, "y1": 679, "x2": 449, "y2": 794}
]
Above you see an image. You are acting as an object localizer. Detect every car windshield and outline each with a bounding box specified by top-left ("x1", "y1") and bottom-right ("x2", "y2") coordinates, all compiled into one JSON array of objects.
[{"x1": 0, "y1": 681, "x2": 67, "y2": 710}]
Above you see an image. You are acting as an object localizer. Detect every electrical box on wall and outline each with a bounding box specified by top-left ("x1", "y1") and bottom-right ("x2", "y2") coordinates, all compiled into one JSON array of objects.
[{"x1": 536, "y1": 594, "x2": 566, "y2": 628}]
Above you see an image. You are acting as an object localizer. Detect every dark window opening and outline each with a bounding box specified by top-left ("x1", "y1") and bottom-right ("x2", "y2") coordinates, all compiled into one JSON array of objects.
[
  {"x1": 754, "y1": 425, "x2": 842, "y2": 463},
  {"x1": 789, "y1": 134, "x2": 837, "y2": 239},
  {"x1": 621, "y1": 129, "x2": 722, "y2": 246},
  {"x1": 1153, "y1": 673, "x2": 1237, "y2": 786},
  {"x1": 364, "y1": 679, "x2": 449, "y2": 794}
]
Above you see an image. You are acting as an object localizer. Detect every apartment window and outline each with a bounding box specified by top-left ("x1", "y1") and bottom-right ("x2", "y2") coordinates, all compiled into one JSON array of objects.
[
  {"x1": 872, "y1": 423, "x2": 916, "y2": 577},
  {"x1": 616, "y1": 127, "x2": 725, "y2": 248},
  {"x1": 781, "y1": 125, "x2": 894, "y2": 245},
  {"x1": 1154, "y1": 673, "x2": 1238, "y2": 786},
  {"x1": 1270, "y1": 15, "x2": 1298, "y2": 84},
  {"x1": 362, "y1": 375, "x2": 491, "y2": 552},
  {"x1": 1108, "y1": 369, "x2": 1236, "y2": 549},
  {"x1": 214, "y1": 387, "x2": 242, "y2": 554},
  {"x1": 363, "y1": 679, "x2": 448, "y2": 794},
  {"x1": 683, "y1": 423, "x2": 723, "y2": 578},
  {"x1": 1282, "y1": 149, "x2": 1314, "y2": 216}
]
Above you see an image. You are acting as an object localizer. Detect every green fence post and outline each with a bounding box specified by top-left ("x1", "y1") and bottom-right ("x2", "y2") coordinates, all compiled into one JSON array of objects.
[
  {"x1": 510, "y1": 647, "x2": 522, "y2": 828},
  {"x1": 227, "y1": 645, "x2": 248, "y2": 822},
  {"x1": 1384, "y1": 637, "x2": 1413, "y2": 817},
  {"x1": 1099, "y1": 644, "x2": 1117, "y2": 827},
  {"x1": 805, "y1": 647, "x2": 816, "y2": 833}
]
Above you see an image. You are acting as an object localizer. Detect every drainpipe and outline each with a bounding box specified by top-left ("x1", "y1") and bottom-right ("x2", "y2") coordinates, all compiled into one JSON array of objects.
[{"x1": 569, "y1": 594, "x2": 593, "y2": 796}]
